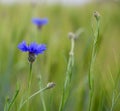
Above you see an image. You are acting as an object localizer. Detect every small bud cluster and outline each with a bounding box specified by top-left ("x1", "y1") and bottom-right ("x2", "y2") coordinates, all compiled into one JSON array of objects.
[
  {"x1": 93, "y1": 11, "x2": 100, "y2": 21},
  {"x1": 46, "y1": 82, "x2": 56, "y2": 89},
  {"x1": 68, "y1": 32, "x2": 76, "y2": 40}
]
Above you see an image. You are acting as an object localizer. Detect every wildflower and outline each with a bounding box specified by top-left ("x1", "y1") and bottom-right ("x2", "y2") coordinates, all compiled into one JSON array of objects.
[
  {"x1": 32, "y1": 18, "x2": 48, "y2": 29},
  {"x1": 18, "y1": 41, "x2": 46, "y2": 63}
]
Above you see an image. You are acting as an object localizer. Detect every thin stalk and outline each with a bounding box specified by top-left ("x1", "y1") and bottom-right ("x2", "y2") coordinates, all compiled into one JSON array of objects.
[
  {"x1": 88, "y1": 12, "x2": 100, "y2": 111},
  {"x1": 26, "y1": 62, "x2": 33, "y2": 111},
  {"x1": 110, "y1": 90, "x2": 120, "y2": 111},
  {"x1": 59, "y1": 36, "x2": 75, "y2": 111},
  {"x1": 4, "y1": 97, "x2": 10, "y2": 111},
  {"x1": 8, "y1": 89, "x2": 19, "y2": 111},
  {"x1": 39, "y1": 76, "x2": 47, "y2": 111},
  {"x1": 28, "y1": 62, "x2": 33, "y2": 89},
  {"x1": 110, "y1": 64, "x2": 120, "y2": 111},
  {"x1": 110, "y1": 91, "x2": 115, "y2": 111},
  {"x1": 4, "y1": 84, "x2": 19, "y2": 111}
]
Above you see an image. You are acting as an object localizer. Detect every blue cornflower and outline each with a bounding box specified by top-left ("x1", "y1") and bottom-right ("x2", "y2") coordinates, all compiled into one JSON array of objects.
[
  {"x1": 32, "y1": 18, "x2": 48, "y2": 29},
  {"x1": 18, "y1": 41, "x2": 46, "y2": 62}
]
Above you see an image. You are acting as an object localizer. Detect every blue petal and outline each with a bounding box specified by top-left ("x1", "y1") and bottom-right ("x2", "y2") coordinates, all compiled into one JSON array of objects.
[
  {"x1": 28, "y1": 42, "x2": 38, "y2": 53},
  {"x1": 32, "y1": 18, "x2": 48, "y2": 26},
  {"x1": 35, "y1": 44, "x2": 47, "y2": 55},
  {"x1": 18, "y1": 41, "x2": 28, "y2": 52}
]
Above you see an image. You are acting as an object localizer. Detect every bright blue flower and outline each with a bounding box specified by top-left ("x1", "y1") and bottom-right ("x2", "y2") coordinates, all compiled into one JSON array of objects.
[
  {"x1": 18, "y1": 41, "x2": 47, "y2": 55},
  {"x1": 32, "y1": 18, "x2": 48, "y2": 27}
]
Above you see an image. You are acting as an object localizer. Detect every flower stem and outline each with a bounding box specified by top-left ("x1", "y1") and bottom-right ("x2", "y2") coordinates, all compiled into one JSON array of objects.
[
  {"x1": 39, "y1": 75, "x2": 47, "y2": 111},
  {"x1": 59, "y1": 36, "x2": 75, "y2": 111},
  {"x1": 4, "y1": 83, "x2": 19, "y2": 111},
  {"x1": 88, "y1": 11, "x2": 100, "y2": 111},
  {"x1": 28, "y1": 62, "x2": 33, "y2": 89},
  {"x1": 7, "y1": 89, "x2": 19, "y2": 111},
  {"x1": 26, "y1": 62, "x2": 33, "y2": 111}
]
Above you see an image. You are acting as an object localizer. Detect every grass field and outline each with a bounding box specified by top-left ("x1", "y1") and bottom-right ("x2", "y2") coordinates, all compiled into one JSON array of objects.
[{"x1": 0, "y1": 2, "x2": 120, "y2": 111}]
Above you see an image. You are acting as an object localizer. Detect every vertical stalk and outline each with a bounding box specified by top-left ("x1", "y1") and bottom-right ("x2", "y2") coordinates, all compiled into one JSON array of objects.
[
  {"x1": 28, "y1": 62, "x2": 33, "y2": 89},
  {"x1": 59, "y1": 33, "x2": 75, "y2": 111},
  {"x1": 26, "y1": 62, "x2": 33, "y2": 111},
  {"x1": 7, "y1": 89, "x2": 19, "y2": 111},
  {"x1": 88, "y1": 11, "x2": 100, "y2": 111},
  {"x1": 4, "y1": 85, "x2": 19, "y2": 111},
  {"x1": 39, "y1": 76, "x2": 47, "y2": 111}
]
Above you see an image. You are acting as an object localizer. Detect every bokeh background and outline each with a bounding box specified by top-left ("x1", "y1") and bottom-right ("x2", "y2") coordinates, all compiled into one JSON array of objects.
[{"x1": 0, "y1": 0, "x2": 120, "y2": 111}]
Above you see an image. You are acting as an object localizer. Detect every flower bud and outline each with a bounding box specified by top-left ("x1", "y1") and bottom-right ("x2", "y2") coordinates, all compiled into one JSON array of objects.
[
  {"x1": 46, "y1": 82, "x2": 56, "y2": 89},
  {"x1": 68, "y1": 32, "x2": 76, "y2": 40},
  {"x1": 28, "y1": 52, "x2": 36, "y2": 63},
  {"x1": 93, "y1": 11, "x2": 100, "y2": 21}
]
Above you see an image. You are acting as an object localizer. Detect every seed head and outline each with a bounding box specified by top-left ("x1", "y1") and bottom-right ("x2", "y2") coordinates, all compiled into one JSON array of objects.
[
  {"x1": 46, "y1": 82, "x2": 56, "y2": 89},
  {"x1": 68, "y1": 32, "x2": 76, "y2": 40},
  {"x1": 93, "y1": 11, "x2": 100, "y2": 21}
]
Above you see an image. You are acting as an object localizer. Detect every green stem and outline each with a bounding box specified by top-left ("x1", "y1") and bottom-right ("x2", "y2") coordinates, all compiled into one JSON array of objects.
[
  {"x1": 110, "y1": 91, "x2": 115, "y2": 111},
  {"x1": 39, "y1": 76, "x2": 47, "y2": 111},
  {"x1": 110, "y1": 91, "x2": 120, "y2": 111},
  {"x1": 59, "y1": 38, "x2": 74, "y2": 111},
  {"x1": 110, "y1": 65, "x2": 120, "y2": 111},
  {"x1": 40, "y1": 92, "x2": 47, "y2": 111},
  {"x1": 26, "y1": 62, "x2": 33, "y2": 111},
  {"x1": 8, "y1": 89, "x2": 19, "y2": 111},
  {"x1": 19, "y1": 87, "x2": 47, "y2": 111},
  {"x1": 28, "y1": 62, "x2": 33, "y2": 89},
  {"x1": 88, "y1": 14, "x2": 100, "y2": 111}
]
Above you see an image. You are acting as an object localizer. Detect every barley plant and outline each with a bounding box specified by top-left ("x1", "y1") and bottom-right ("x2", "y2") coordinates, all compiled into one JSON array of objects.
[{"x1": 0, "y1": 1, "x2": 120, "y2": 111}]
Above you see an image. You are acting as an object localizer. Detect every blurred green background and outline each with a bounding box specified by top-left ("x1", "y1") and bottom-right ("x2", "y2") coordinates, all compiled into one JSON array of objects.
[{"x1": 0, "y1": 1, "x2": 120, "y2": 111}]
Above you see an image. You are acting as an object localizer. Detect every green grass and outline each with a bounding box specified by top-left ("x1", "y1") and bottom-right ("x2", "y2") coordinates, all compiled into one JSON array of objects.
[{"x1": 0, "y1": 2, "x2": 120, "y2": 111}]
